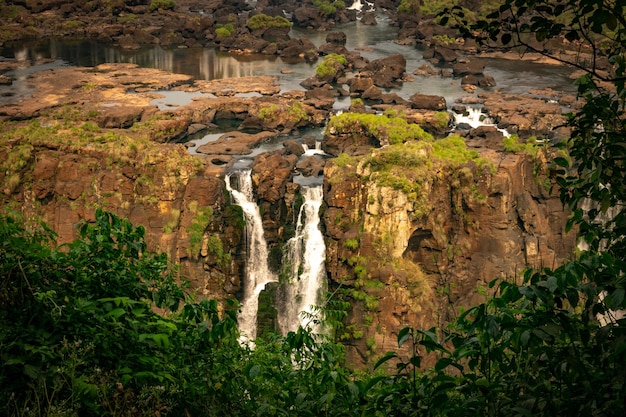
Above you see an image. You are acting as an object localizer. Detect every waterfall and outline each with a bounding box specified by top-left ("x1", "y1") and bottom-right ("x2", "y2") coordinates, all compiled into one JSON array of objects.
[
  {"x1": 225, "y1": 169, "x2": 278, "y2": 344},
  {"x1": 452, "y1": 106, "x2": 511, "y2": 137},
  {"x1": 302, "y1": 141, "x2": 325, "y2": 156},
  {"x1": 277, "y1": 185, "x2": 327, "y2": 334}
]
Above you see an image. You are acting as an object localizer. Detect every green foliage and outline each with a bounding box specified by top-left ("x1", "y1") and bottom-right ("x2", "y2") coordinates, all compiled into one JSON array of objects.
[
  {"x1": 258, "y1": 104, "x2": 278, "y2": 122},
  {"x1": 215, "y1": 22, "x2": 235, "y2": 39},
  {"x1": 343, "y1": 238, "x2": 360, "y2": 251},
  {"x1": 333, "y1": 152, "x2": 357, "y2": 168},
  {"x1": 327, "y1": 112, "x2": 432, "y2": 145},
  {"x1": 186, "y1": 201, "x2": 212, "y2": 260},
  {"x1": 288, "y1": 101, "x2": 309, "y2": 124},
  {"x1": 149, "y1": 0, "x2": 175, "y2": 12},
  {"x1": 502, "y1": 134, "x2": 544, "y2": 156},
  {"x1": 246, "y1": 14, "x2": 292, "y2": 30},
  {"x1": 313, "y1": 0, "x2": 346, "y2": 16},
  {"x1": 398, "y1": 0, "x2": 419, "y2": 14},
  {"x1": 315, "y1": 53, "x2": 348, "y2": 80}
]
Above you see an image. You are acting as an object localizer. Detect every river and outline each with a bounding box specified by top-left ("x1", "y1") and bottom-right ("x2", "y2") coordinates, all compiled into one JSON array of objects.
[{"x1": 1, "y1": 14, "x2": 575, "y2": 109}]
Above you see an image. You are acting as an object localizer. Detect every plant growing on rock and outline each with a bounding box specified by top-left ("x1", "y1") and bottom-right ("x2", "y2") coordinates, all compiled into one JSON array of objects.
[
  {"x1": 315, "y1": 53, "x2": 348, "y2": 81},
  {"x1": 326, "y1": 112, "x2": 432, "y2": 145},
  {"x1": 246, "y1": 14, "x2": 292, "y2": 30},
  {"x1": 313, "y1": 0, "x2": 346, "y2": 16},
  {"x1": 149, "y1": 0, "x2": 176, "y2": 12},
  {"x1": 215, "y1": 26, "x2": 233, "y2": 39}
]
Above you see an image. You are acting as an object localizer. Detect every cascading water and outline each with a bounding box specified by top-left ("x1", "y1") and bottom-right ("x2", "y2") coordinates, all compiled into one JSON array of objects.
[
  {"x1": 225, "y1": 169, "x2": 278, "y2": 343},
  {"x1": 452, "y1": 106, "x2": 511, "y2": 137},
  {"x1": 276, "y1": 185, "x2": 327, "y2": 334}
]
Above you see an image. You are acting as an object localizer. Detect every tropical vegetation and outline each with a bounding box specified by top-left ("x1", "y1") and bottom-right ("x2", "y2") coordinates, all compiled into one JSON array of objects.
[{"x1": 2, "y1": 0, "x2": 625, "y2": 415}]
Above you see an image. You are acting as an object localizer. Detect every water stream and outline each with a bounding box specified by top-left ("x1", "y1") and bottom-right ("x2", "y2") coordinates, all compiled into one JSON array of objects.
[
  {"x1": 276, "y1": 185, "x2": 327, "y2": 335},
  {"x1": 224, "y1": 169, "x2": 278, "y2": 343}
]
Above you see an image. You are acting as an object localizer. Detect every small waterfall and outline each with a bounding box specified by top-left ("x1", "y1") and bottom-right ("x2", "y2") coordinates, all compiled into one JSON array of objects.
[
  {"x1": 453, "y1": 106, "x2": 511, "y2": 137},
  {"x1": 225, "y1": 169, "x2": 278, "y2": 343},
  {"x1": 301, "y1": 141, "x2": 325, "y2": 156},
  {"x1": 348, "y1": 0, "x2": 375, "y2": 11},
  {"x1": 277, "y1": 185, "x2": 327, "y2": 334}
]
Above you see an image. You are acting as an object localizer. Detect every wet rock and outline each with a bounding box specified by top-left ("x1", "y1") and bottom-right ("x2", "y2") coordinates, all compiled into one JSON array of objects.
[
  {"x1": 283, "y1": 139, "x2": 306, "y2": 156},
  {"x1": 452, "y1": 60, "x2": 486, "y2": 76},
  {"x1": 360, "y1": 11, "x2": 377, "y2": 25},
  {"x1": 296, "y1": 156, "x2": 326, "y2": 177},
  {"x1": 360, "y1": 54, "x2": 407, "y2": 88},
  {"x1": 326, "y1": 31, "x2": 347, "y2": 45},
  {"x1": 408, "y1": 93, "x2": 447, "y2": 111}
]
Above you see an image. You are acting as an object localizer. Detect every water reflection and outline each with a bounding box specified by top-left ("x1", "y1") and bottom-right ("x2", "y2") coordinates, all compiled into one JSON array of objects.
[{"x1": 0, "y1": 17, "x2": 575, "y2": 103}]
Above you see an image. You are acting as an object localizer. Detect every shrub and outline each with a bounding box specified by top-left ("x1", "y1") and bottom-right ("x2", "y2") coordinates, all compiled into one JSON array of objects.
[
  {"x1": 246, "y1": 14, "x2": 292, "y2": 30},
  {"x1": 327, "y1": 112, "x2": 432, "y2": 145},
  {"x1": 149, "y1": 0, "x2": 175, "y2": 11},
  {"x1": 315, "y1": 53, "x2": 348, "y2": 80}
]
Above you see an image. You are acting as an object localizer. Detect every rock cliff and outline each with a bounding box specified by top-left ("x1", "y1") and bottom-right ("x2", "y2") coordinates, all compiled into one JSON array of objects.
[
  {"x1": 1, "y1": 60, "x2": 578, "y2": 368},
  {"x1": 319, "y1": 116, "x2": 577, "y2": 365}
]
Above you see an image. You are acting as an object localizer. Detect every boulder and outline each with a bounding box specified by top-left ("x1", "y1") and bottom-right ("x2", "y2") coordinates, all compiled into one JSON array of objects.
[
  {"x1": 326, "y1": 31, "x2": 347, "y2": 45},
  {"x1": 283, "y1": 140, "x2": 306, "y2": 157},
  {"x1": 96, "y1": 105, "x2": 145, "y2": 129},
  {"x1": 360, "y1": 54, "x2": 407, "y2": 88},
  {"x1": 251, "y1": 151, "x2": 298, "y2": 203},
  {"x1": 347, "y1": 77, "x2": 374, "y2": 94},
  {"x1": 296, "y1": 156, "x2": 326, "y2": 177},
  {"x1": 452, "y1": 60, "x2": 486, "y2": 77},
  {"x1": 409, "y1": 93, "x2": 447, "y2": 111},
  {"x1": 360, "y1": 11, "x2": 377, "y2": 25}
]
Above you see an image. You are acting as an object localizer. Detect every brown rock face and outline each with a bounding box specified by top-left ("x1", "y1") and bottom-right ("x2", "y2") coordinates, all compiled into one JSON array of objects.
[{"x1": 321, "y1": 140, "x2": 576, "y2": 367}]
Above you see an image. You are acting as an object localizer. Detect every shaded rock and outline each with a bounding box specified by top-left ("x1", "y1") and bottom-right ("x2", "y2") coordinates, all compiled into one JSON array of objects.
[
  {"x1": 326, "y1": 31, "x2": 347, "y2": 45},
  {"x1": 278, "y1": 37, "x2": 318, "y2": 59},
  {"x1": 432, "y1": 45, "x2": 458, "y2": 64},
  {"x1": 452, "y1": 60, "x2": 485, "y2": 76},
  {"x1": 409, "y1": 93, "x2": 447, "y2": 111},
  {"x1": 362, "y1": 85, "x2": 383, "y2": 101},
  {"x1": 283, "y1": 139, "x2": 306, "y2": 156},
  {"x1": 360, "y1": 11, "x2": 377, "y2": 25},
  {"x1": 296, "y1": 155, "x2": 326, "y2": 177},
  {"x1": 380, "y1": 93, "x2": 407, "y2": 105},
  {"x1": 360, "y1": 54, "x2": 406, "y2": 88}
]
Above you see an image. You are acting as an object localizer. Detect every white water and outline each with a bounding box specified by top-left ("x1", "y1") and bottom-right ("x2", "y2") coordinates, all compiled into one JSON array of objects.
[
  {"x1": 452, "y1": 106, "x2": 511, "y2": 137},
  {"x1": 277, "y1": 185, "x2": 327, "y2": 334},
  {"x1": 302, "y1": 141, "x2": 325, "y2": 156},
  {"x1": 225, "y1": 169, "x2": 278, "y2": 344}
]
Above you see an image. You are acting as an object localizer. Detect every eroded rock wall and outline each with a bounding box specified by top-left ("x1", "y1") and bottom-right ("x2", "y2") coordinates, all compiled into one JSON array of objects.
[{"x1": 322, "y1": 146, "x2": 577, "y2": 366}]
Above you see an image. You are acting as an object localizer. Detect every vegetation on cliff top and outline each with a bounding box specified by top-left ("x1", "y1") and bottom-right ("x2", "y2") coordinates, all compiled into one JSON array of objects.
[{"x1": 0, "y1": 110, "x2": 203, "y2": 201}]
